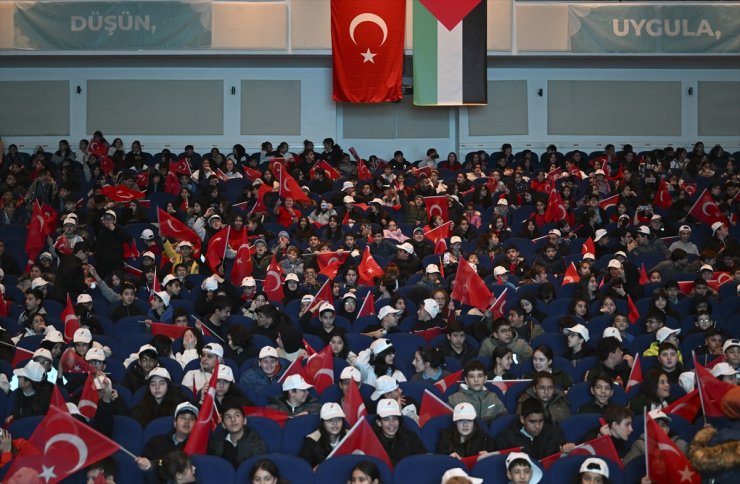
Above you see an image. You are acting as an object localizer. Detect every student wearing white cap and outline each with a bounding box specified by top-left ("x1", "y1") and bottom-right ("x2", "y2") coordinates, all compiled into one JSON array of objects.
[
  {"x1": 574, "y1": 457, "x2": 611, "y2": 484},
  {"x1": 135, "y1": 401, "x2": 200, "y2": 475},
  {"x1": 239, "y1": 346, "x2": 287, "y2": 394},
  {"x1": 131, "y1": 367, "x2": 187, "y2": 427},
  {"x1": 122, "y1": 344, "x2": 161, "y2": 393},
  {"x1": 94, "y1": 206, "x2": 132, "y2": 279},
  {"x1": 361, "y1": 305, "x2": 403, "y2": 340},
  {"x1": 372, "y1": 398, "x2": 426, "y2": 465},
  {"x1": 10, "y1": 361, "x2": 51, "y2": 419},
  {"x1": 437, "y1": 402, "x2": 494, "y2": 459},
  {"x1": 623, "y1": 409, "x2": 689, "y2": 466},
  {"x1": 298, "y1": 402, "x2": 348, "y2": 467},
  {"x1": 350, "y1": 338, "x2": 407, "y2": 388},
  {"x1": 565, "y1": 324, "x2": 595, "y2": 362},
  {"x1": 182, "y1": 343, "x2": 224, "y2": 394},
  {"x1": 267, "y1": 374, "x2": 321, "y2": 417},
  {"x1": 147, "y1": 289, "x2": 173, "y2": 323},
  {"x1": 415, "y1": 298, "x2": 444, "y2": 332},
  {"x1": 203, "y1": 364, "x2": 252, "y2": 413}
]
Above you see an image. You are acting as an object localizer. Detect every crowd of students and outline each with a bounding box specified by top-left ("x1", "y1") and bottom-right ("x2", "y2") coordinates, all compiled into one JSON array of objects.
[{"x1": 0, "y1": 134, "x2": 738, "y2": 483}]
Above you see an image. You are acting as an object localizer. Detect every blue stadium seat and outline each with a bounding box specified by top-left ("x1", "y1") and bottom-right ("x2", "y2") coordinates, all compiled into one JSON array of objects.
[
  {"x1": 248, "y1": 416, "x2": 284, "y2": 454},
  {"x1": 314, "y1": 455, "x2": 392, "y2": 484},
  {"x1": 530, "y1": 333, "x2": 568, "y2": 356},
  {"x1": 238, "y1": 453, "x2": 314, "y2": 484},
  {"x1": 190, "y1": 455, "x2": 235, "y2": 483},
  {"x1": 143, "y1": 416, "x2": 173, "y2": 444},
  {"x1": 547, "y1": 454, "x2": 623, "y2": 484},
  {"x1": 281, "y1": 414, "x2": 320, "y2": 455},
  {"x1": 568, "y1": 381, "x2": 627, "y2": 413},
  {"x1": 113, "y1": 415, "x2": 144, "y2": 455},
  {"x1": 420, "y1": 414, "x2": 453, "y2": 453},
  {"x1": 471, "y1": 453, "x2": 545, "y2": 483},
  {"x1": 393, "y1": 454, "x2": 462, "y2": 484},
  {"x1": 560, "y1": 413, "x2": 601, "y2": 442},
  {"x1": 8, "y1": 415, "x2": 43, "y2": 439}
]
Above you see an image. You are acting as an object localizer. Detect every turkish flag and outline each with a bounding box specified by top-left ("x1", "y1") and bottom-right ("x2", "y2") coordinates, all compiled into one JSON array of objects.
[
  {"x1": 205, "y1": 227, "x2": 230, "y2": 273},
  {"x1": 358, "y1": 246, "x2": 384, "y2": 286},
  {"x1": 357, "y1": 159, "x2": 374, "y2": 180},
  {"x1": 424, "y1": 196, "x2": 448, "y2": 221},
  {"x1": 273, "y1": 161, "x2": 311, "y2": 204},
  {"x1": 694, "y1": 354, "x2": 734, "y2": 418},
  {"x1": 331, "y1": 0, "x2": 405, "y2": 103},
  {"x1": 434, "y1": 370, "x2": 463, "y2": 393},
  {"x1": 11, "y1": 346, "x2": 35, "y2": 369},
  {"x1": 357, "y1": 291, "x2": 376, "y2": 317},
  {"x1": 489, "y1": 380, "x2": 531, "y2": 394},
  {"x1": 99, "y1": 154, "x2": 115, "y2": 176},
  {"x1": 319, "y1": 260, "x2": 343, "y2": 280},
  {"x1": 316, "y1": 252, "x2": 350, "y2": 271},
  {"x1": 264, "y1": 253, "x2": 285, "y2": 303},
  {"x1": 645, "y1": 411, "x2": 700, "y2": 484},
  {"x1": 561, "y1": 262, "x2": 580, "y2": 286},
  {"x1": 310, "y1": 160, "x2": 343, "y2": 181},
  {"x1": 88, "y1": 141, "x2": 108, "y2": 157},
  {"x1": 242, "y1": 165, "x2": 263, "y2": 180},
  {"x1": 25, "y1": 202, "x2": 57, "y2": 268},
  {"x1": 627, "y1": 294, "x2": 640, "y2": 324},
  {"x1": 677, "y1": 280, "x2": 695, "y2": 296},
  {"x1": 489, "y1": 287, "x2": 508, "y2": 319},
  {"x1": 309, "y1": 279, "x2": 334, "y2": 314},
  {"x1": 625, "y1": 353, "x2": 643, "y2": 394},
  {"x1": 184, "y1": 364, "x2": 220, "y2": 455},
  {"x1": 663, "y1": 389, "x2": 701, "y2": 423},
  {"x1": 424, "y1": 221, "x2": 452, "y2": 245},
  {"x1": 242, "y1": 407, "x2": 290, "y2": 428},
  {"x1": 51, "y1": 384, "x2": 67, "y2": 410},
  {"x1": 544, "y1": 189, "x2": 567, "y2": 223},
  {"x1": 451, "y1": 257, "x2": 492, "y2": 311},
  {"x1": 122, "y1": 239, "x2": 140, "y2": 260},
  {"x1": 150, "y1": 322, "x2": 190, "y2": 340},
  {"x1": 638, "y1": 263, "x2": 649, "y2": 285},
  {"x1": 688, "y1": 188, "x2": 729, "y2": 227},
  {"x1": 170, "y1": 158, "x2": 191, "y2": 176},
  {"x1": 164, "y1": 171, "x2": 181, "y2": 195},
  {"x1": 327, "y1": 418, "x2": 393, "y2": 469},
  {"x1": 60, "y1": 348, "x2": 95, "y2": 374},
  {"x1": 418, "y1": 389, "x2": 453, "y2": 427},
  {"x1": 278, "y1": 355, "x2": 307, "y2": 384},
  {"x1": 100, "y1": 184, "x2": 145, "y2": 202},
  {"x1": 342, "y1": 379, "x2": 368, "y2": 427},
  {"x1": 0, "y1": 291, "x2": 7, "y2": 318},
  {"x1": 62, "y1": 294, "x2": 80, "y2": 343},
  {"x1": 461, "y1": 448, "x2": 522, "y2": 471},
  {"x1": 653, "y1": 181, "x2": 673, "y2": 209},
  {"x1": 581, "y1": 237, "x2": 595, "y2": 256},
  {"x1": 214, "y1": 168, "x2": 229, "y2": 182},
  {"x1": 135, "y1": 170, "x2": 150, "y2": 189},
  {"x1": 78, "y1": 372, "x2": 100, "y2": 420},
  {"x1": 303, "y1": 345, "x2": 334, "y2": 394},
  {"x1": 598, "y1": 193, "x2": 620, "y2": 211},
  {"x1": 4, "y1": 405, "x2": 120, "y2": 484},
  {"x1": 230, "y1": 243, "x2": 254, "y2": 286},
  {"x1": 157, "y1": 208, "x2": 202, "y2": 257},
  {"x1": 541, "y1": 433, "x2": 622, "y2": 470}
]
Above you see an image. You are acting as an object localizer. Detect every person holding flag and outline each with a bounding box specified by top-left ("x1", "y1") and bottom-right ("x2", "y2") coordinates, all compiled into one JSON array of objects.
[
  {"x1": 373, "y1": 398, "x2": 426, "y2": 466},
  {"x1": 437, "y1": 402, "x2": 494, "y2": 459},
  {"x1": 135, "y1": 402, "x2": 199, "y2": 477},
  {"x1": 267, "y1": 374, "x2": 321, "y2": 417},
  {"x1": 8, "y1": 360, "x2": 50, "y2": 419},
  {"x1": 688, "y1": 386, "x2": 740, "y2": 482},
  {"x1": 207, "y1": 398, "x2": 267, "y2": 468},
  {"x1": 623, "y1": 409, "x2": 689, "y2": 465}
]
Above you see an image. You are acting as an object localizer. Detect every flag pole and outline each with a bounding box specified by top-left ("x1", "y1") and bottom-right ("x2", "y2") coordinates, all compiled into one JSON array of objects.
[
  {"x1": 643, "y1": 407, "x2": 649, "y2": 482},
  {"x1": 685, "y1": 188, "x2": 705, "y2": 218},
  {"x1": 0, "y1": 341, "x2": 34, "y2": 355},
  {"x1": 692, "y1": 351, "x2": 709, "y2": 426}
]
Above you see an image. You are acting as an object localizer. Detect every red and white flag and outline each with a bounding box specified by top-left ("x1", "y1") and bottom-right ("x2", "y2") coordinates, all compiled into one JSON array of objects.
[
  {"x1": 184, "y1": 364, "x2": 220, "y2": 455},
  {"x1": 598, "y1": 193, "x2": 620, "y2": 211},
  {"x1": 653, "y1": 181, "x2": 672, "y2": 209},
  {"x1": 4, "y1": 405, "x2": 120, "y2": 484},
  {"x1": 150, "y1": 322, "x2": 190, "y2": 340},
  {"x1": 309, "y1": 160, "x2": 342, "y2": 181},
  {"x1": 688, "y1": 188, "x2": 729, "y2": 227},
  {"x1": 424, "y1": 196, "x2": 448, "y2": 221},
  {"x1": 418, "y1": 389, "x2": 453, "y2": 427},
  {"x1": 450, "y1": 257, "x2": 492, "y2": 311},
  {"x1": 663, "y1": 389, "x2": 702, "y2": 423},
  {"x1": 357, "y1": 291, "x2": 376, "y2": 317},
  {"x1": 489, "y1": 287, "x2": 509, "y2": 319},
  {"x1": 434, "y1": 369, "x2": 463, "y2": 393},
  {"x1": 424, "y1": 221, "x2": 452, "y2": 245},
  {"x1": 331, "y1": 0, "x2": 406, "y2": 103},
  {"x1": 342, "y1": 379, "x2": 367, "y2": 427},
  {"x1": 694, "y1": 353, "x2": 734, "y2": 418},
  {"x1": 205, "y1": 227, "x2": 230, "y2": 273},
  {"x1": 544, "y1": 189, "x2": 567, "y2": 223},
  {"x1": 309, "y1": 278, "x2": 334, "y2": 314},
  {"x1": 60, "y1": 348, "x2": 95, "y2": 374},
  {"x1": 122, "y1": 239, "x2": 140, "y2": 260},
  {"x1": 358, "y1": 246, "x2": 384, "y2": 286},
  {"x1": 230, "y1": 243, "x2": 254, "y2": 286},
  {"x1": 303, "y1": 345, "x2": 335, "y2": 394},
  {"x1": 264, "y1": 254, "x2": 285, "y2": 303},
  {"x1": 645, "y1": 410, "x2": 700, "y2": 483},
  {"x1": 581, "y1": 236, "x2": 595, "y2": 256},
  {"x1": 561, "y1": 262, "x2": 580, "y2": 286},
  {"x1": 77, "y1": 372, "x2": 100, "y2": 420},
  {"x1": 274, "y1": 161, "x2": 311, "y2": 204},
  {"x1": 157, "y1": 208, "x2": 202, "y2": 257},
  {"x1": 316, "y1": 251, "x2": 350, "y2": 271},
  {"x1": 540, "y1": 433, "x2": 622, "y2": 470},
  {"x1": 357, "y1": 159, "x2": 374, "y2": 181},
  {"x1": 25, "y1": 202, "x2": 57, "y2": 268},
  {"x1": 62, "y1": 294, "x2": 80, "y2": 343},
  {"x1": 625, "y1": 354, "x2": 643, "y2": 393},
  {"x1": 164, "y1": 171, "x2": 181, "y2": 195},
  {"x1": 327, "y1": 418, "x2": 393, "y2": 469},
  {"x1": 100, "y1": 184, "x2": 145, "y2": 202}
]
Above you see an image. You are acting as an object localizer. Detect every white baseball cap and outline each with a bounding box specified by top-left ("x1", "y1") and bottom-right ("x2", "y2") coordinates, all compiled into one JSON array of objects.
[
  {"x1": 594, "y1": 229, "x2": 608, "y2": 242},
  {"x1": 614, "y1": 251, "x2": 627, "y2": 259},
  {"x1": 259, "y1": 346, "x2": 279, "y2": 359},
  {"x1": 723, "y1": 339, "x2": 740, "y2": 353},
  {"x1": 453, "y1": 402, "x2": 477, "y2": 422},
  {"x1": 241, "y1": 276, "x2": 256, "y2": 287},
  {"x1": 549, "y1": 229, "x2": 561, "y2": 237},
  {"x1": 301, "y1": 294, "x2": 315, "y2": 304},
  {"x1": 340, "y1": 366, "x2": 361, "y2": 382},
  {"x1": 104, "y1": 210, "x2": 117, "y2": 219},
  {"x1": 711, "y1": 221, "x2": 724, "y2": 233},
  {"x1": 202, "y1": 343, "x2": 224, "y2": 359},
  {"x1": 377, "y1": 306, "x2": 402, "y2": 321},
  {"x1": 651, "y1": 214, "x2": 662, "y2": 221},
  {"x1": 397, "y1": 242, "x2": 414, "y2": 254},
  {"x1": 607, "y1": 259, "x2": 622, "y2": 269},
  {"x1": 579, "y1": 457, "x2": 609, "y2": 478},
  {"x1": 565, "y1": 324, "x2": 590, "y2": 342},
  {"x1": 602, "y1": 327, "x2": 622, "y2": 342},
  {"x1": 63, "y1": 216, "x2": 77, "y2": 226},
  {"x1": 699, "y1": 264, "x2": 714, "y2": 272},
  {"x1": 505, "y1": 453, "x2": 542, "y2": 483},
  {"x1": 320, "y1": 402, "x2": 345, "y2": 420},
  {"x1": 318, "y1": 302, "x2": 335, "y2": 314},
  {"x1": 343, "y1": 195, "x2": 355, "y2": 204},
  {"x1": 637, "y1": 225, "x2": 651, "y2": 235},
  {"x1": 217, "y1": 364, "x2": 234, "y2": 382},
  {"x1": 285, "y1": 273, "x2": 299, "y2": 283},
  {"x1": 175, "y1": 402, "x2": 199, "y2": 418},
  {"x1": 493, "y1": 266, "x2": 507, "y2": 277},
  {"x1": 14, "y1": 360, "x2": 45, "y2": 382},
  {"x1": 425, "y1": 264, "x2": 440, "y2": 274},
  {"x1": 76, "y1": 293, "x2": 93, "y2": 304},
  {"x1": 31, "y1": 277, "x2": 48, "y2": 289},
  {"x1": 202, "y1": 277, "x2": 218, "y2": 291},
  {"x1": 282, "y1": 374, "x2": 313, "y2": 391},
  {"x1": 138, "y1": 344, "x2": 158, "y2": 357},
  {"x1": 421, "y1": 298, "x2": 440, "y2": 318},
  {"x1": 649, "y1": 409, "x2": 672, "y2": 422},
  {"x1": 678, "y1": 225, "x2": 692, "y2": 233},
  {"x1": 582, "y1": 253, "x2": 595, "y2": 261},
  {"x1": 73, "y1": 328, "x2": 93, "y2": 344},
  {"x1": 146, "y1": 367, "x2": 171, "y2": 381},
  {"x1": 85, "y1": 347, "x2": 106, "y2": 362},
  {"x1": 342, "y1": 292, "x2": 357, "y2": 300},
  {"x1": 371, "y1": 375, "x2": 399, "y2": 401},
  {"x1": 33, "y1": 348, "x2": 53, "y2": 362},
  {"x1": 342, "y1": 181, "x2": 354, "y2": 191},
  {"x1": 142, "y1": 251, "x2": 156, "y2": 260},
  {"x1": 711, "y1": 362, "x2": 738, "y2": 378},
  {"x1": 178, "y1": 240, "x2": 193, "y2": 249},
  {"x1": 370, "y1": 338, "x2": 393, "y2": 356},
  {"x1": 152, "y1": 290, "x2": 170, "y2": 307},
  {"x1": 376, "y1": 398, "x2": 401, "y2": 418},
  {"x1": 141, "y1": 229, "x2": 155, "y2": 240},
  {"x1": 656, "y1": 327, "x2": 680, "y2": 343},
  {"x1": 450, "y1": 236, "x2": 462, "y2": 244},
  {"x1": 43, "y1": 330, "x2": 64, "y2": 344},
  {"x1": 497, "y1": 198, "x2": 508, "y2": 206},
  {"x1": 162, "y1": 274, "x2": 178, "y2": 287},
  {"x1": 594, "y1": 169, "x2": 605, "y2": 176},
  {"x1": 441, "y1": 468, "x2": 483, "y2": 484}
]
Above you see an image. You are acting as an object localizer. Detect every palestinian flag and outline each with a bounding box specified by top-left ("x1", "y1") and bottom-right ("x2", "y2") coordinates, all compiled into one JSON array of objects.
[{"x1": 413, "y1": 0, "x2": 487, "y2": 106}]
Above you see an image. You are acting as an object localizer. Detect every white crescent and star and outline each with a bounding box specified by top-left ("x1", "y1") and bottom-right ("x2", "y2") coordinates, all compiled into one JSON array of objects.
[
  {"x1": 657, "y1": 442, "x2": 682, "y2": 456},
  {"x1": 44, "y1": 433, "x2": 88, "y2": 474},
  {"x1": 349, "y1": 13, "x2": 388, "y2": 63},
  {"x1": 265, "y1": 271, "x2": 282, "y2": 292}
]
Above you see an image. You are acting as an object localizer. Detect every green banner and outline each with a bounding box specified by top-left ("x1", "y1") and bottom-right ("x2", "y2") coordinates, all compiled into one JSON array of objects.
[
  {"x1": 569, "y1": 4, "x2": 740, "y2": 54},
  {"x1": 14, "y1": 1, "x2": 212, "y2": 50}
]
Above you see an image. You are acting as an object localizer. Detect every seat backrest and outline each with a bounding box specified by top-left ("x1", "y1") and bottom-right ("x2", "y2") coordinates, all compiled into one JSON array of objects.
[
  {"x1": 238, "y1": 453, "x2": 315, "y2": 484},
  {"x1": 189, "y1": 455, "x2": 235, "y2": 483},
  {"x1": 248, "y1": 416, "x2": 283, "y2": 453},
  {"x1": 314, "y1": 454, "x2": 392, "y2": 484},
  {"x1": 393, "y1": 454, "x2": 462, "y2": 484},
  {"x1": 113, "y1": 416, "x2": 144, "y2": 455},
  {"x1": 281, "y1": 414, "x2": 320, "y2": 456},
  {"x1": 548, "y1": 454, "x2": 623, "y2": 484},
  {"x1": 143, "y1": 416, "x2": 173, "y2": 444},
  {"x1": 419, "y1": 415, "x2": 453, "y2": 453},
  {"x1": 560, "y1": 413, "x2": 601, "y2": 442}
]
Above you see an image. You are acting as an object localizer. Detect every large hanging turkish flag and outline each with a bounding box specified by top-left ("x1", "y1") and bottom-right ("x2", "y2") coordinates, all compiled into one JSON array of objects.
[{"x1": 331, "y1": 0, "x2": 406, "y2": 103}]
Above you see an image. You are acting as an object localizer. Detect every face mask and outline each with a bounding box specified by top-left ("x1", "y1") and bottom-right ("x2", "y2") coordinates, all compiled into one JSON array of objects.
[{"x1": 321, "y1": 202, "x2": 328, "y2": 210}]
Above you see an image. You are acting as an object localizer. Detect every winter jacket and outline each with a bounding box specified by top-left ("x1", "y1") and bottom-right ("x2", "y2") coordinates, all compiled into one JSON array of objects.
[
  {"x1": 239, "y1": 364, "x2": 286, "y2": 395},
  {"x1": 479, "y1": 335, "x2": 533, "y2": 362},
  {"x1": 523, "y1": 368, "x2": 574, "y2": 392},
  {"x1": 373, "y1": 424, "x2": 427, "y2": 465},
  {"x1": 436, "y1": 425, "x2": 494, "y2": 457},
  {"x1": 267, "y1": 394, "x2": 321, "y2": 417},
  {"x1": 299, "y1": 429, "x2": 346, "y2": 468},
  {"x1": 689, "y1": 422, "x2": 740, "y2": 484},
  {"x1": 493, "y1": 419, "x2": 566, "y2": 460},
  {"x1": 448, "y1": 384, "x2": 507, "y2": 424},
  {"x1": 207, "y1": 427, "x2": 267, "y2": 468},
  {"x1": 518, "y1": 386, "x2": 571, "y2": 424},
  {"x1": 623, "y1": 432, "x2": 689, "y2": 465}
]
